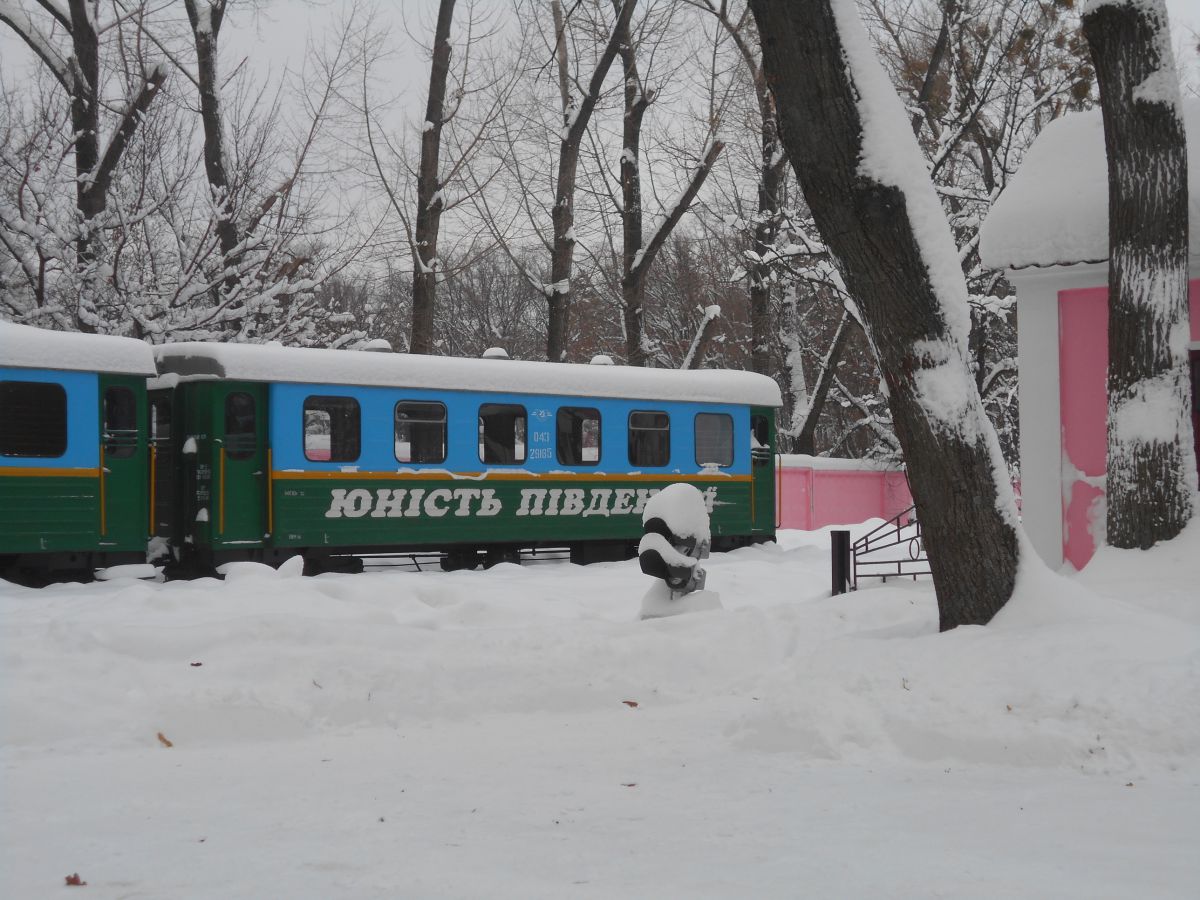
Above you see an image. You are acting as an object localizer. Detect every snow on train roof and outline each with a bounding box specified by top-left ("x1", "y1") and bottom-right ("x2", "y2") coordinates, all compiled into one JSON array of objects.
[
  {"x1": 153, "y1": 342, "x2": 783, "y2": 407},
  {"x1": 0, "y1": 321, "x2": 157, "y2": 376},
  {"x1": 979, "y1": 99, "x2": 1200, "y2": 270}
]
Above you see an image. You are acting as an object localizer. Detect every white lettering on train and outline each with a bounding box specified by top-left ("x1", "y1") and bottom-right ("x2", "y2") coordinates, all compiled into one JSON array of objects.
[{"x1": 325, "y1": 484, "x2": 718, "y2": 519}]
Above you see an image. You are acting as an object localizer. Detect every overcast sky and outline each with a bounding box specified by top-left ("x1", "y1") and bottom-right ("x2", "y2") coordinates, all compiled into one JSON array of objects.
[{"x1": 1, "y1": 0, "x2": 1198, "y2": 144}]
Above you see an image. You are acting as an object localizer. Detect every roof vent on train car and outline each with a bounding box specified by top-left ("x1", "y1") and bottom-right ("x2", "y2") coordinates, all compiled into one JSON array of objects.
[
  {"x1": 360, "y1": 339, "x2": 393, "y2": 352},
  {"x1": 590, "y1": 355, "x2": 614, "y2": 366},
  {"x1": 482, "y1": 347, "x2": 510, "y2": 360}
]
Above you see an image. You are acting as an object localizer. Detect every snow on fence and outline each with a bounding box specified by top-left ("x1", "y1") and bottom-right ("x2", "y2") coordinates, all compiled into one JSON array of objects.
[{"x1": 776, "y1": 455, "x2": 913, "y2": 530}]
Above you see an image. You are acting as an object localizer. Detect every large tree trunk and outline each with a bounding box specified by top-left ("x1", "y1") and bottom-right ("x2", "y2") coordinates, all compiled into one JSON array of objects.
[
  {"x1": 411, "y1": 0, "x2": 457, "y2": 355},
  {"x1": 1082, "y1": 0, "x2": 1195, "y2": 549},
  {"x1": 751, "y1": 0, "x2": 1021, "y2": 630}
]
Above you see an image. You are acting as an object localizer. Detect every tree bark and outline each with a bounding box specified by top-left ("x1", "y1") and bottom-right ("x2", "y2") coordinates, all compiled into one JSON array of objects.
[
  {"x1": 1082, "y1": 0, "x2": 1195, "y2": 549},
  {"x1": 616, "y1": 6, "x2": 651, "y2": 366},
  {"x1": 751, "y1": 0, "x2": 1020, "y2": 630},
  {"x1": 411, "y1": 0, "x2": 457, "y2": 355},
  {"x1": 749, "y1": 88, "x2": 785, "y2": 376}
]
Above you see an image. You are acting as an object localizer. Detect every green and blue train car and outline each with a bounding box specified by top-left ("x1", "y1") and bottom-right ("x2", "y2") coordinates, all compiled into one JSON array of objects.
[
  {"x1": 152, "y1": 343, "x2": 782, "y2": 575},
  {"x1": 0, "y1": 323, "x2": 157, "y2": 582},
  {"x1": 2, "y1": 323, "x2": 782, "y2": 581}
]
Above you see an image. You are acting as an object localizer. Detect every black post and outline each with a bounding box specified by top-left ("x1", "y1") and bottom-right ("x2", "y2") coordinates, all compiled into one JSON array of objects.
[{"x1": 831, "y1": 529, "x2": 851, "y2": 595}]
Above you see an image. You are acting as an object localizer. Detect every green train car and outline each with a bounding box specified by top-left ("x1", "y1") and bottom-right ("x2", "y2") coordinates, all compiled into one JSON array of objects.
[
  {"x1": 2, "y1": 322, "x2": 782, "y2": 581},
  {"x1": 1, "y1": 323, "x2": 157, "y2": 582},
  {"x1": 151, "y1": 342, "x2": 782, "y2": 576}
]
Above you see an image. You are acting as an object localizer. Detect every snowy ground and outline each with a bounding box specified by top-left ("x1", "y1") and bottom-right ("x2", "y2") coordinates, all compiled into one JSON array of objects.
[{"x1": 3, "y1": 524, "x2": 1199, "y2": 899}]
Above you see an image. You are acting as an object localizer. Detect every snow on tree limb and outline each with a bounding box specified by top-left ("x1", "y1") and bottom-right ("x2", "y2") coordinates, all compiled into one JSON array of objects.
[
  {"x1": 827, "y1": 0, "x2": 971, "y2": 350},
  {"x1": 84, "y1": 64, "x2": 168, "y2": 197},
  {"x1": 630, "y1": 138, "x2": 725, "y2": 280},
  {"x1": 0, "y1": 0, "x2": 73, "y2": 89}
]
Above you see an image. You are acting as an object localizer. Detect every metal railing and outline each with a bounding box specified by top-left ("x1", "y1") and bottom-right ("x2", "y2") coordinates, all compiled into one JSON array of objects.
[{"x1": 850, "y1": 505, "x2": 929, "y2": 589}]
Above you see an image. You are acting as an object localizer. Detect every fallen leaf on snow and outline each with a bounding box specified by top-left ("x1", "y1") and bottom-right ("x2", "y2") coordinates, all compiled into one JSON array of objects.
[
  {"x1": 65, "y1": 873, "x2": 87, "y2": 886},
  {"x1": 621, "y1": 700, "x2": 638, "y2": 708},
  {"x1": 157, "y1": 732, "x2": 173, "y2": 748}
]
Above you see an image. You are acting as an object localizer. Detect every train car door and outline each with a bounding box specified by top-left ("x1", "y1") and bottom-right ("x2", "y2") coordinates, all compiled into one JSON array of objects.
[
  {"x1": 148, "y1": 390, "x2": 176, "y2": 543},
  {"x1": 214, "y1": 383, "x2": 268, "y2": 545},
  {"x1": 98, "y1": 374, "x2": 148, "y2": 549},
  {"x1": 749, "y1": 407, "x2": 776, "y2": 536}
]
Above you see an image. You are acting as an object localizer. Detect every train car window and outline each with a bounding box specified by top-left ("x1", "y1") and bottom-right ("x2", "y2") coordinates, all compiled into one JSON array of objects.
[
  {"x1": 395, "y1": 401, "x2": 447, "y2": 464},
  {"x1": 478, "y1": 403, "x2": 527, "y2": 464},
  {"x1": 304, "y1": 396, "x2": 360, "y2": 462},
  {"x1": 0, "y1": 380, "x2": 67, "y2": 458},
  {"x1": 628, "y1": 411, "x2": 669, "y2": 467},
  {"x1": 557, "y1": 407, "x2": 601, "y2": 466},
  {"x1": 695, "y1": 413, "x2": 734, "y2": 467},
  {"x1": 750, "y1": 414, "x2": 771, "y2": 465},
  {"x1": 151, "y1": 397, "x2": 171, "y2": 445},
  {"x1": 225, "y1": 392, "x2": 258, "y2": 461},
  {"x1": 103, "y1": 387, "x2": 138, "y2": 459}
]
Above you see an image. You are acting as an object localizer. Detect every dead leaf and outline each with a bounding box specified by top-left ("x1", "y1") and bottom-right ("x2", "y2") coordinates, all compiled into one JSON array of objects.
[
  {"x1": 190, "y1": 662, "x2": 203, "y2": 667},
  {"x1": 157, "y1": 732, "x2": 173, "y2": 748},
  {"x1": 1126, "y1": 782, "x2": 1135, "y2": 787},
  {"x1": 65, "y1": 873, "x2": 87, "y2": 886},
  {"x1": 1006, "y1": 705, "x2": 1013, "y2": 712},
  {"x1": 621, "y1": 783, "x2": 637, "y2": 788},
  {"x1": 621, "y1": 700, "x2": 638, "y2": 708}
]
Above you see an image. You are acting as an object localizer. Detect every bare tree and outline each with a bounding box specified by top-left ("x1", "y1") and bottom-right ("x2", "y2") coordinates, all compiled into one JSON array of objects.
[
  {"x1": 361, "y1": 0, "x2": 513, "y2": 352},
  {"x1": 751, "y1": 0, "x2": 1021, "y2": 629},
  {"x1": 0, "y1": 0, "x2": 165, "y2": 328},
  {"x1": 1082, "y1": 0, "x2": 1195, "y2": 548},
  {"x1": 686, "y1": 0, "x2": 786, "y2": 376},
  {"x1": 543, "y1": 0, "x2": 636, "y2": 361},
  {"x1": 608, "y1": 0, "x2": 724, "y2": 366},
  {"x1": 411, "y1": 0, "x2": 457, "y2": 354},
  {"x1": 182, "y1": 0, "x2": 240, "y2": 293}
]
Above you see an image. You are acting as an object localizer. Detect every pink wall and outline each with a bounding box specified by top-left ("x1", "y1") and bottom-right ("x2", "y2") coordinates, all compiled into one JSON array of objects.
[
  {"x1": 1058, "y1": 279, "x2": 1200, "y2": 569},
  {"x1": 777, "y1": 462, "x2": 913, "y2": 530}
]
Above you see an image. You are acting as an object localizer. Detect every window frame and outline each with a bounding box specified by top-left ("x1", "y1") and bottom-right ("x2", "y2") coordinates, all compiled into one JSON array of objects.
[
  {"x1": 694, "y1": 412, "x2": 735, "y2": 468},
  {"x1": 224, "y1": 391, "x2": 259, "y2": 461},
  {"x1": 103, "y1": 386, "x2": 139, "y2": 459},
  {"x1": 628, "y1": 409, "x2": 670, "y2": 468},
  {"x1": 302, "y1": 394, "x2": 360, "y2": 464},
  {"x1": 0, "y1": 379, "x2": 68, "y2": 459},
  {"x1": 478, "y1": 402, "x2": 528, "y2": 465},
  {"x1": 394, "y1": 400, "x2": 448, "y2": 465},
  {"x1": 556, "y1": 406, "x2": 602, "y2": 467}
]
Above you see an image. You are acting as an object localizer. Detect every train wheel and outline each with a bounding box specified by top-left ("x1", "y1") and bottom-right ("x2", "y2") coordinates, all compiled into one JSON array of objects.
[
  {"x1": 483, "y1": 547, "x2": 520, "y2": 569},
  {"x1": 440, "y1": 550, "x2": 482, "y2": 572}
]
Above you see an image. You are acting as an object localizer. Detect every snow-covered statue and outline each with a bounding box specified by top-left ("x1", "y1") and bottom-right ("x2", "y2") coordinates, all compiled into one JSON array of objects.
[{"x1": 638, "y1": 483, "x2": 722, "y2": 619}]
